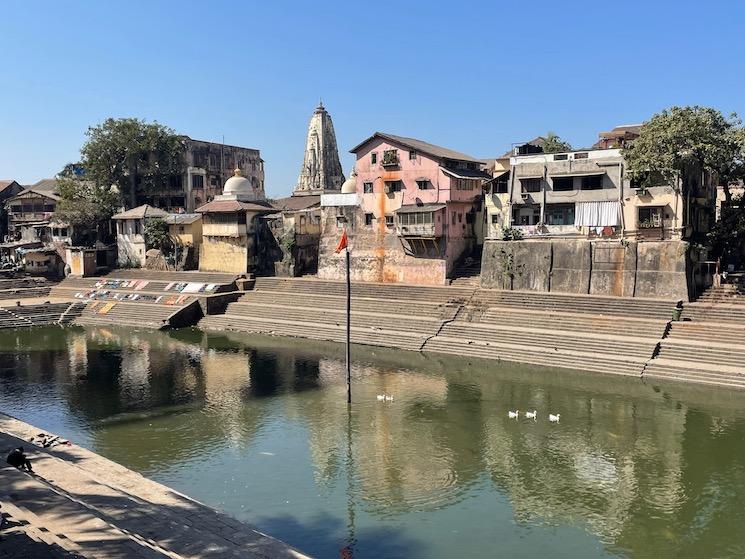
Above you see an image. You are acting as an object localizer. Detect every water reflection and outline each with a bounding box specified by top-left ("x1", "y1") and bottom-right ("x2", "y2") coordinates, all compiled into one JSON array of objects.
[{"x1": 1, "y1": 326, "x2": 745, "y2": 558}]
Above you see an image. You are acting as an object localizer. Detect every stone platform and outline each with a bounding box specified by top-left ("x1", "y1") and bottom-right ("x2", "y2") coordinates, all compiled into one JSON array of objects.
[{"x1": 0, "y1": 414, "x2": 309, "y2": 559}]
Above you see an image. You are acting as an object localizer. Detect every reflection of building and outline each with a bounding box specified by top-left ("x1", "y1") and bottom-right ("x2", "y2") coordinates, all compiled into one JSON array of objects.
[
  {"x1": 196, "y1": 168, "x2": 274, "y2": 274},
  {"x1": 318, "y1": 132, "x2": 489, "y2": 285}
]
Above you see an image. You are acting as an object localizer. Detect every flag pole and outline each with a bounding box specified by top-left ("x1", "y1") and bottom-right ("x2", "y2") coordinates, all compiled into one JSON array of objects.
[{"x1": 345, "y1": 237, "x2": 351, "y2": 405}]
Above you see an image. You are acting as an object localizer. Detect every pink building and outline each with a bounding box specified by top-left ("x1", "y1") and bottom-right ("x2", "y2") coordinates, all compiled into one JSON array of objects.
[{"x1": 317, "y1": 133, "x2": 488, "y2": 285}]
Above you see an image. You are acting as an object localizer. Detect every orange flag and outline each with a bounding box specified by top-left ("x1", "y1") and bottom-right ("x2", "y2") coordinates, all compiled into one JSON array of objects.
[{"x1": 335, "y1": 230, "x2": 348, "y2": 253}]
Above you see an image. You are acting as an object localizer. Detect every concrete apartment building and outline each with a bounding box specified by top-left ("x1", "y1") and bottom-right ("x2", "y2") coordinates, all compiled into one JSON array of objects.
[
  {"x1": 480, "y1": 126, "x2": 717, "y2": 300},
  {"x1": 141, "y1": 138, "x2": 265, "y2": 213},
  {"x1": 318, "y1": 132, "x2": 489, "y2": 285}
]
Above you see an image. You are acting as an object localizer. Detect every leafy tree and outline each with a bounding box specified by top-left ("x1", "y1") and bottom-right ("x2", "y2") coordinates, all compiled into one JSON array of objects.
[
  {"x1": 707, "y1": 195, "x2": 745, "y2": 265},
  {"x1": 81, "y1": 118, "x2": 185, "y2": 208},
  {"x1": 143, "y1": 218, "x2": 172, "y2": 252},
  {"x1": 54, "y1": 165, "x2": 119, "y2": 246},
  {"x1": 623, "y1": 106, "x2": 745, "y2": 202},
  {"x1": 541, "y1": 132, "x2": 572, "y2": 153}
]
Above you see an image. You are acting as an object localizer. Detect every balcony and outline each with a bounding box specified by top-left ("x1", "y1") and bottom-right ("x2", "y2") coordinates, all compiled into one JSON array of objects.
[
  {"x1": 381, "y1": 150, "x2": 400, "y2": 168},
  {"x1": 397, "y1": 223, "x2": 438, "y2": 237}
]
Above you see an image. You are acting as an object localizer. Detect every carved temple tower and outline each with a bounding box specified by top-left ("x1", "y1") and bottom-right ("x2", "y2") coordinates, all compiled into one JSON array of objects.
[{"x1": 294, "y1": 102, "x2": 345, "y2": 196}]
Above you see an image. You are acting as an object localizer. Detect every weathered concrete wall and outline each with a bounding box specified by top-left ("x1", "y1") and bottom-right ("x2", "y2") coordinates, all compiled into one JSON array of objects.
[
  {"x1": 590, "y1": 241, "x2": 637, "y2": 297},
  {"x1": 481, "y1": 239, "x2": 690, "y2": 300},
  {"x1": 635, "y1": 241, "x2": 689, "y2": 300},
  {"x1": 317, "y1": 209, "x2": 448, "y2": 285},
  {"x1": 551, "y1": 240, "x2": 591, "y2": 294},
  {"x1": 481, "y1": 240, "x2": 551, "y2": 291},
  {"x1": 199, "y1": 236, "x2": 249, "y2": 274}
]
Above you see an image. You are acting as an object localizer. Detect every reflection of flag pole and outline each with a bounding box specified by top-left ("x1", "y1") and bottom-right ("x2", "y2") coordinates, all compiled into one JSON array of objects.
[{"x1": 335, "y1": 229, "x2": 351, "y2": 404}]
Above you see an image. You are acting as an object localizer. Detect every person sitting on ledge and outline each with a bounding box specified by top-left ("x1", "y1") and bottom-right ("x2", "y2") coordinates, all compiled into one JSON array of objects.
[{"x1": 6, "y1": 446, "x2": 32, "y2": 472}]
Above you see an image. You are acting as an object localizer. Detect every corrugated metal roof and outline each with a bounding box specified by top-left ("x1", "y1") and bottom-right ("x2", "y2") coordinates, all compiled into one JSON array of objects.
[
  {"x1": 441, "y1": 168, "x2": 491, "y2": 180},
  {"x1": 164, "y1": 213, "x2": 201, "y2": 225},
  {"x1": 396, "y1": 203, "x2": 446, "y2": 214},
  {"x1": 272, "y1": 195, "x2": 321, "y2": 211}
]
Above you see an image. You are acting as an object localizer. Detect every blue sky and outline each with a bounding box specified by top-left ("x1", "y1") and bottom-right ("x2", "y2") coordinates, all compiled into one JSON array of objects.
[{"x1": 2, "y1": 0, "x2": 744, "y2": 197}]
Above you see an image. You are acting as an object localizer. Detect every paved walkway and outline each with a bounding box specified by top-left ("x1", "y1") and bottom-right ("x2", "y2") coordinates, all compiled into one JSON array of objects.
[{"x1": 0, "y1": 414, "x2": 310, "y2": 559}]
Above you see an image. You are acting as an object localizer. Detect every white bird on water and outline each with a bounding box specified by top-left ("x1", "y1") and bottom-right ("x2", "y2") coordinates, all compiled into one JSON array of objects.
[
  {"x1": 376, "y1": 395, "x2": 385, "y2": 401},
  {"x1": 525, "y1": 410, "x2": 537, "y2": 419},
  {"x1": 385, "y1": 395, "x2": 394, "y2": 402},
  {"x1": 508, "y1": 410, "x2": 519, "y2": 419},
  {"x1": 549, "y1": 413, "x2": 561, "y2": 423},
  {"x1": 377, "y1": 394, "x2": 394, "y2": 402}
]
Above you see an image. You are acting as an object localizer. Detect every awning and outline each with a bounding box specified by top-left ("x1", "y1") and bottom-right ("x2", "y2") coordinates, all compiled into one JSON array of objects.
[
  {"x1": 482, "y1": 170, "x2": 510, "y2": 185},
  {"x1": 517, "y1": 175, "x2": 543, "y2": 180},
  {"x1": 442, "y1": 168, "x2": 491, "y2": 180},
  {"x1": 550, "y1": 170, "x2": 605, "y2": 178},
  {"x1": 396, "y1": 203, "x2": 446, "y2": 214}
]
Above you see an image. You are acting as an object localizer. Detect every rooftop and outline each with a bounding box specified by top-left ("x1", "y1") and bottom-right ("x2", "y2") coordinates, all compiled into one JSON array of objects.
[
  {"x1": 112, "y1": 204, "x2": 169, "y2": 220},
  {"x1": 195, "y1": 199, "x2": 275, "y2": 214},
  {"x1": 350, "y1": 132, "x2": 483, "y2": 163},
  {"x1": 164, "y1": 213, "x2": 201, "y2": 225},
  {"x1": 272, "y1": 195, "x2": 321, "y2": 212}
]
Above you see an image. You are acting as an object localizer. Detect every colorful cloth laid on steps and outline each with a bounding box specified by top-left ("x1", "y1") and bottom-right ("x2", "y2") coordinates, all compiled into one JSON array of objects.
[
  {"x1": 90, "y1": 301, "x2": 101, "y2": 310},
  {"x1": 165, "y1": 297, "x2": 177, "y2": 305},
  {"x1": 134, "y1": 281, "x2": 149, "y2": 291},
  {"x1": 174, "y1": 295, "x2": 188, "y2": 305},
  {"x1": 164, "y1": 282, "x2": 175, "y2": 291},
  {"x1": 98, "y1": 302, "x2": 116, "y2": 314},
  {"x1": 206, "y1": 283, "x2": 217, "y2": 291}
]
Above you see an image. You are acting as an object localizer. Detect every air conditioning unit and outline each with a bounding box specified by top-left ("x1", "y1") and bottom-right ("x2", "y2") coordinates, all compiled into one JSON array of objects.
[
  {"x1": 521, "y1": 193, "x2": 530, "y2": 200},
  {"x1": 634, "y1": 187, "x2": 649, "y2": 196}
]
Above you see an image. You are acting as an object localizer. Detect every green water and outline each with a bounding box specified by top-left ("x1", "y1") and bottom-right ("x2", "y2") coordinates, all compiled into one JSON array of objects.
[{"x1": 1, "y1": 326, "x2": 745, "y2": 558}]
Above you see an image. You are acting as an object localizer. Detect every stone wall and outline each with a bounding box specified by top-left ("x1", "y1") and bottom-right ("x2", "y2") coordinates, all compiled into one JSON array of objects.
[{"x1": 481, "y1": 239, "x2": 691, "y2": 300}]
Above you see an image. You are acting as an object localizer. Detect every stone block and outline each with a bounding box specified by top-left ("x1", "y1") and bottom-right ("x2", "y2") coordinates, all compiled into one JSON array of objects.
[
  {"x1": 480, "y1": 240, "x2": 551, "y2": 291},
  {"x1": 550, "y1": 240, "x2": 591, "y2": 294},
  {"x1": 634, "y1": 240, "x2": 689, "y2": 300},
  {"x1": 590, "y1": 241, "x2": 637, "y2": 297}
]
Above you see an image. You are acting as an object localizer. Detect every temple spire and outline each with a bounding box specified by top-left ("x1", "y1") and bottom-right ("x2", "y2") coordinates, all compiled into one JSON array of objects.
[{"x1": 294, "y1": 102, "x2": 345, "y2": 196}]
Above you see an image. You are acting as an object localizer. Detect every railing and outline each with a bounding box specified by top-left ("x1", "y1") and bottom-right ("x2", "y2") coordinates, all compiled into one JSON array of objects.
[
  {"x1": 381, "y1": 151, "x2": 400, "y2": 167},
  {"x1": 396, "y1": 223, "x2": 438, "y2": 237}
]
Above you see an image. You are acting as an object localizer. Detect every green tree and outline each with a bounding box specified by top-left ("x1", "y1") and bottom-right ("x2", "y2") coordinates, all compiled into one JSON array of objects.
[
  {"x1": 623, "y1": 106, "x2": 745, "y2": 202},
  {"x1": 81, "y1": 118, "x2": 185, "y2": 208},
  {"x1": 53, "y1": 164, "x2": 120, "y2": 246},
  {"x1": 541, "y1": 132, "x2": 572, "y2": 153},
  {"x1": 143, "y1": 218, "x2": 172, "y2": 252}
]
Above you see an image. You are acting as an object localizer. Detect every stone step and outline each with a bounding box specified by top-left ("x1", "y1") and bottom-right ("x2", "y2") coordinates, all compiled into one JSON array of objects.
[
  {"x1": 657, "y1": 344, "x2": 745, "y2": 369},
  {"x1": 644, "y1": 363, "x2": 745, "y2": 389},
  {"x1": 422, "y1": 337, "x2": 644, "y2": 377}
]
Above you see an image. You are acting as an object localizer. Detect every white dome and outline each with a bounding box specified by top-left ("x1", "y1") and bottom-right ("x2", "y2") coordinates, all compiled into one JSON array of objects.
[
  {"x1": 341, "y1": 169, "x2": 356, "y2": 194},
  {"x1": 223, "y1": 168, "x2": 252, "y2": 195}
]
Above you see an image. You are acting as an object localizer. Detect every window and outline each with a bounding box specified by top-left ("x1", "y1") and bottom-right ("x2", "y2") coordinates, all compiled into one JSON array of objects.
[
  {"x1": 452, "y1": 212, "x2": 457, "y2": 225},
  {"x1": 465, "y1": 213, "x2": 475, "y2": 224},
  {"x1": 365, "y1": 213, "x2": 374, "y2": 226},
  {"x1": 574, "y1": 152, "x2": 589, "y2": 160},
  {"x1": 581, "y1": 175, "x2": 603, "y2": 190},
  {"x1": 416, "y1": 179, "x2": 431, "y2": 189},
  {"x1": 554, "y1": 154, "x2": 569, "y2": 161},
  {"x1": 458, "y1": 213, "x2": 463, "y2": 224},
  {"x1": 398, "y1": 212, "x2": 433, "y2": 226},
  {"x1": 409, "y1": 150, "x2": 418, "y2": 160},
  {"x1": 638, "y1": 206, "x2": 663, "y2": 228},
  {"x1": 384, "y1": 180, "x2": 403, "y2": 193},
  {"x1": 133, "y1": 220, "x2": 142, "y2": 235},
  {"x1": 385, "y1": 215, "x2": 394, "y2": 227},
  {"x1": 491, "y1": 215, "x2": 499, "y2": 224},
  {"x1": 371, "y1": 152, "x2": 377, "y2": 164},
  {"x1": 545, "y1": 204, "x2": 575, "y2": 225},
  {"x1": 494, "y1": 179, "x2": 509, "y2": 194},
  {"x1": 521, "y1": 178, "x2": 542, "y2": 193},
  {"x1": 363, "y1": 182, "x2": 374, "y2": 194},
  {"x1": 553, "y1": 177, "x2": 574, "y2": 191},
  {"x1": 455, "y1": 178, "x2": 475, "y2": 191},
  {"x1": 178, "y1": 226, "x2": 185, "y2": 233},
  {"x1": 192, "y1": 175, "x2": 204, "y2": 189}
]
